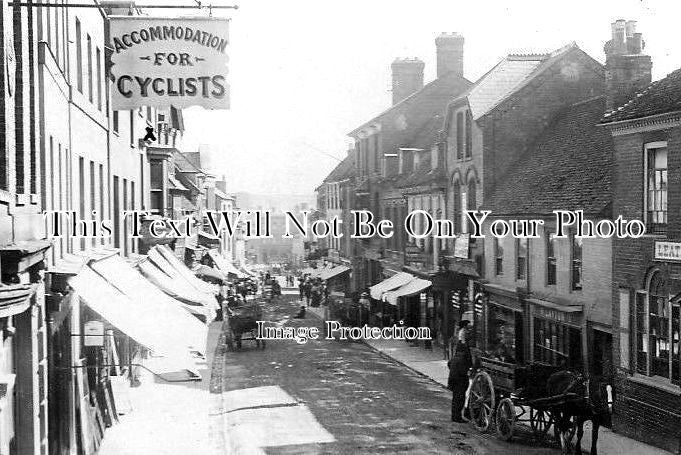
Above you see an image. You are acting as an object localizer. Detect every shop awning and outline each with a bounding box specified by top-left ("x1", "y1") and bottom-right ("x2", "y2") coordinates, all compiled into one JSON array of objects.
[
  {"x1": 137, "y1": 259, "x2": 215, "y2": 322},
  {"x1": 526, "y1": 298, "x2": 583, "y2": 313},
  {"x1": 370, "y1": 272, "x2": 414, "y2": 300},
  {"x1": 383, "y1": 278, "x2": 432, "y2": 306},
  {"x1": 70, "y1": 266, "x2": 200, "y2": 360},
  {"x1": 89, "y1": 255, "x2": 209, "y2": 354},
  {"x1": 309, "y1": 264, "x2": 333, "y2": 278},
  {"x1": 146, "y1": 249, "x2": 218, "y2": 311},
  {"x1": 208, "y1": 250, "x2": 245, "y2": 278},
  {"x1": 157, "y1": 245, "x2": 217, "y2": 295},
  {"x1": 198, "y1": 230, "x2": 221, "y2": 246},
  {"x1": 194, "y1": 264, "x2": 227, "y2": 282},
  {"x1": 240, "y1": 264, "x2": 257, "y2": 277},
  {"x1": 319, "y1": 265, "x2": 350, "y2": 281}
]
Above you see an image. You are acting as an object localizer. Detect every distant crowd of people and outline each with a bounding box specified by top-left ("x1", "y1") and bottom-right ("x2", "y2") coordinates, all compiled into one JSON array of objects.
[{"x1": 297, "y1": 275, "x2": 328, "y2": 308}]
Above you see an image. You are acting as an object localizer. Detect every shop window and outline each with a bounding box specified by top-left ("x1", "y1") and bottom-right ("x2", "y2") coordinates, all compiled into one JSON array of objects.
[
  {"x1": 534, "y1": 318, "x2": 582, "y2": 369},
  {"x1": 547, "y1": 235, "x2": 556, "y2": 285},
  {"x1": 636, "y1": 273, "x2": 680, "y2": 383},
  {"x1": 571, "y1": 235, "x2": 582, "y2": 290},
  {"x1": 494, "y1": 238, "x2": 503, "y2": 276},
  {"x1": 486, "y1": 304, "x2": 520, "y2": 363},
  {"x1": 516, "y1": 238, "x2": 527, "y2": 280},
  {"x1": 645, "y1": 142, "x2": 667, "y2": 235}
]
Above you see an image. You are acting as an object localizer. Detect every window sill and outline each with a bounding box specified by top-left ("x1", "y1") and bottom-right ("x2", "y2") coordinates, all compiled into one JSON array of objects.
[{"x1": 630, "y1": 373, "x2": 681, "y2": 395}]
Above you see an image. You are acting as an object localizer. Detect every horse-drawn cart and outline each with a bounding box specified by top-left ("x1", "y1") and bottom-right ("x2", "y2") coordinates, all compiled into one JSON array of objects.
[
  {"x1": 224, "y1": 301, "x2": 266, "y2": 350},
  {"x1": 468, "y1": 357, "x2": 582, "y2": 443}
]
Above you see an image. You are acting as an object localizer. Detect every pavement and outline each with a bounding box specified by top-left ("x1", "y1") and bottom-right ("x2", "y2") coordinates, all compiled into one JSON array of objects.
[
  {"x1": 305, "y1": 300, "x2": 673, "y2": 455},
  {"x1": 98, "y1": 321, "x2": 223, "y2": 455}
]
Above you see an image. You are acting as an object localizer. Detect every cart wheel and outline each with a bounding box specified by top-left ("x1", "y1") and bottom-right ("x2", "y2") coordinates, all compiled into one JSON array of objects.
[
  {"x1": 530, "y1": 408, "x2": 553, "y2": 438},
  {"x1": 495, "y1": 398, "x2": 515, "y2": 441},
  {"x1": 468, "y1": 371, "x2": 495, "y2": 433}
]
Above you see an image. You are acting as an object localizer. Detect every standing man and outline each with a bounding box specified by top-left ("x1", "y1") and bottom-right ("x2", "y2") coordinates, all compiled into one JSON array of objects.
[{"x1": 447, "y1": 320, "x2": 472, "y2": 423}]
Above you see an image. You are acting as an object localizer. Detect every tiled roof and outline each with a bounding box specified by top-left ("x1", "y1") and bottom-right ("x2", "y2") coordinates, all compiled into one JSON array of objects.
[
  {"x1": 466, "y1": 54, "x2": 548, "y2": 120},
  {"x1": 348, "y1": 73, "x2": 472, "y2": 164},
  {"x1": 483, "y1": 96, "x2": 612, "y2": 216},
  {"x1": 449, "y1": 43, "x2": 601, "y2": 122},
  {"x1": 174, "y1": 150, "x2": 204, "y2": 174},
  {"x1": 324, "y1": 154, "x2": 355, "y2": 183},
  {"x1": 601, "y1": 68, "x2": 681, "y2": 123}
]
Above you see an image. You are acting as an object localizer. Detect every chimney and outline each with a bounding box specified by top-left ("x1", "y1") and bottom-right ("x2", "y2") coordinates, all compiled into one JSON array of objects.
[
  {"x1": 435, "y1": 32, "x2": 464, "y2": 78},
  {"x1": 604, "y1": 19, "x2": 652, "y2": 111},
  {"x1": 391, "y1": 58, "x2": 424, "y2": 105}
]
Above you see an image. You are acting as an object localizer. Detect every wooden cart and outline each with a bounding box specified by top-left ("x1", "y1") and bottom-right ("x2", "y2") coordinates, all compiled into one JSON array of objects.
[{"x1": 468, "y1": 357, "x2": 579, "y2": 443}]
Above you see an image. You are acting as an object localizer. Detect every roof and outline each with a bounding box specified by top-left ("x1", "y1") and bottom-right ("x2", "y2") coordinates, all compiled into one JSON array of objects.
[
  {"x1": 601, "y1": 68, "x2": 681, "y2": 123},
  {"x1": 483, "y1": 96, "x2": 613, "y2": 216},
  {"x1": 349, "y1": 72, "x2": 472, "y2": 138},
  {"x1": 465, "y1": 53, "x2": 549, "y2": 120},
  {"x1": 323, "y1": 154, "x2": 355, "y2": 183},
  {"x1": 168, "y1": 175, "x2": 188, "y2": 191},
  {"x1": 174, "y1": 150, "x2": 204, "y2": 174},
  {"x1": 448, "y1": 43, "x2": 602, "y2": 124}
]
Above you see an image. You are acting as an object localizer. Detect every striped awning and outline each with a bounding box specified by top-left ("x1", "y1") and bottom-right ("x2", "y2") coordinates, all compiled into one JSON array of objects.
[
  {"x1": 319, "y1": 265, "x2": 350, "y2": 281},
  {"x1": 383, "y1": 278, "x2": 432, "y2": 306},
  {"x1": 369, "y1": 272, "x2": 414, "y2": 300}
]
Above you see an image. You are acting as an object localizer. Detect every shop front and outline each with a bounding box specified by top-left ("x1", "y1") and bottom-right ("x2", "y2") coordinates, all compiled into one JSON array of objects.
[
  {"x1": 475, "y1": 284, "x2": 524, "y2": 364},
  {"x1": 526, "y1": 298, "x2": 584, "y2": 371}
]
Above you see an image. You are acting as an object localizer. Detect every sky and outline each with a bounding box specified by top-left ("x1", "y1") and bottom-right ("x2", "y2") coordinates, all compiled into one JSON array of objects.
[{"x1": 156, "y1": 0, "x2": 681, "y2": 195}]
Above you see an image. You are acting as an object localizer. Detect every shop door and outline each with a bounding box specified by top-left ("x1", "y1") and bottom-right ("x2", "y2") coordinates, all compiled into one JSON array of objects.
[{"x1": 592, "y1": 330, "x2": 613, "y2": 378}]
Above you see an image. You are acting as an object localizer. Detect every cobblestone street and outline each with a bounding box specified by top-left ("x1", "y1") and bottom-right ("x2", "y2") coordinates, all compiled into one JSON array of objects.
[{"x1": 217, "y1": 293, "x2": 564, "y2": 454}]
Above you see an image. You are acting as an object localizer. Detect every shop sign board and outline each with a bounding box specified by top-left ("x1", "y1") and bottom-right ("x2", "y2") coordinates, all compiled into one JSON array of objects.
[
  {"x1": 108, "y1": 16, "x2": 230, "y2": 110},
  {"x1": 654, "y1": 241, "x2": 681, "y2": 262},
  {"x1": 454, "y1": 233, "x2": 470, "y2": 259},
  {"x1": 84, "y1": 321, "x2": 104, "y2": 347}
]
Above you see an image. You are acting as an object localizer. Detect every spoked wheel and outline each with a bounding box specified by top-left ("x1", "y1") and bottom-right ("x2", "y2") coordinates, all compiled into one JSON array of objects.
[
  {"x1": 530, "y1": 408, "x2": 553, "y2": 438},
  {"x1": 495, "y1": 398, "x2": 516, "y2": 441},
  {"x1": 468, "y1": 371, "x2": 495, "y2": 432}
]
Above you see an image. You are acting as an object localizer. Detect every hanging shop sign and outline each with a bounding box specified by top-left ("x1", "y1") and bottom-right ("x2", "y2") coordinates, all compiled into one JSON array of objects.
[
  {"x1": 453, "y1": 233, "x2": 470, "y2": 259},
  {"x1": 108, "y1": 16, "x2": 230, "y2": 110}
]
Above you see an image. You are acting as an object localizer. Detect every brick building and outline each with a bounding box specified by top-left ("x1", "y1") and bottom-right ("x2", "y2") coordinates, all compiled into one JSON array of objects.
[
  {"x1": 441, "y1": 42, "x2": 605, "y2": 353},
  {"x1": 601, "y1": 23, "x2": 681, "y2": 453},
  {"x1": 481, "y1": 95, "x2": 614, "y2": 374},
  {"x1": 347, "y1": 33, "x2": 472, "y2": 310}
]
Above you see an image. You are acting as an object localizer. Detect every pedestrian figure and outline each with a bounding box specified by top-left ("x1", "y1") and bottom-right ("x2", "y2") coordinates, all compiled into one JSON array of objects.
[
  {"x1": 298, "y1": 279, "x2": 305, "y2": 301},
  {"x1": 448, "y1": 320, "x2": 472, "y2": 423}
]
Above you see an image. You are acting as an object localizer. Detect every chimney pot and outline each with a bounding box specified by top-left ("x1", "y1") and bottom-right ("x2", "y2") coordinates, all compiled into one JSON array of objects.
[
  {"x1": 391, "y1": 58, "x2": 425, "y2": 105},
  {"x1": 605, "y1": 19, "x2": 652, "y2": 111},
  {"x1": 435, "y1": 32, "x2": 464, "y2": 78}
]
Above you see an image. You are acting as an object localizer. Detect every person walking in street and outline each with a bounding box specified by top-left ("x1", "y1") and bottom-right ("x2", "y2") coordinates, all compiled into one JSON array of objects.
[
  {"x1": 447, "y1": 321, "x2": 472, "y2": 423},
  {"x1": 298, "y1": 278, "x2": 305, "y2": 301}
]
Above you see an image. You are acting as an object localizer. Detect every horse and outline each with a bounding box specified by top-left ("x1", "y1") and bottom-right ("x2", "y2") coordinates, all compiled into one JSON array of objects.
[
  {"x1": 546, "y1": 370, "x2": 613, "y2": 455},
  {"x1": 225, "y1": 302, "x2": 265, "y2": 349}
]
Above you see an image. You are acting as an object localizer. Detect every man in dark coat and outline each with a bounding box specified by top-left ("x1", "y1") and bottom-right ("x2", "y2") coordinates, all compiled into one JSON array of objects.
[{"x1": 448, "y1": 324, "x2": 473, "y2": 423}]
